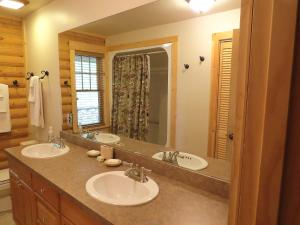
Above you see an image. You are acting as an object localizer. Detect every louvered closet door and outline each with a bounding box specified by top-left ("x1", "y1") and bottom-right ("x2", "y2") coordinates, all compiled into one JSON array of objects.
[{"x1": 215, "y1": 40, "x2": 233, "y2": 160}]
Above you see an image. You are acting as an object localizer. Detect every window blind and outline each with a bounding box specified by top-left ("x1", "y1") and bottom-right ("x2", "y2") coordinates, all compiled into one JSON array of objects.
[{"x1": 75, "y1": 54, "x2": 104, "y2": 126}]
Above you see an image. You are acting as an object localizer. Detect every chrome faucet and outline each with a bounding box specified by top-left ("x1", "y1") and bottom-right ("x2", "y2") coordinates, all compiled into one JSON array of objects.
[
  {"x1": 123, "y1": 162, "x2": 152, "y2": 183},
  {"x1": 51, "y1": 137, "x2": 65, "y2": 149},
  {"x1": 162, "y1": 151, "x2": 180, "y2": 165}
]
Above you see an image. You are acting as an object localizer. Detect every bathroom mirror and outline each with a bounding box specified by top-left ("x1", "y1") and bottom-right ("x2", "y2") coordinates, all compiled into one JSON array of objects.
[{"x1": 58, "y1": 0, "x2": 241, "y2": 181}]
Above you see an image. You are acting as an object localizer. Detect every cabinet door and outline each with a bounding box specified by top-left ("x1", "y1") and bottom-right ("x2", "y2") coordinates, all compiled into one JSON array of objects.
[
  {"x1": 32, "y1": 173, "x2": 59, "y2": 210},
  {"x1": 10, "y1": 171, "x2": 35, "y2": 225},
  {"x1": 61, "y1": 216, "x2": 74, "y2": 225},
  {"x1": 22, "y1": 181, "x2": 35, "y2": 225},
  {"x1": 10, "y1": 171, "x2": 24, "y2": 225},
  {"x1": 61, "y1": 195, "x2": 105, "y2": 225},
  {"x1": 36, "y1": 198, "x2": 60, "y2": 225}
]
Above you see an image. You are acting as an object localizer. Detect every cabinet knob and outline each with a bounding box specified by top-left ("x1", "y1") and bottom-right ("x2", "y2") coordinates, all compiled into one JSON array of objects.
[
  {"x1": 17, "y1": 181, "x2": 22, "y2": 188},
  {"x1": 40, "y1": 188, "x2": 45, "y2": 194},
  {"x1": 42, "y1": 217, "x2": 45, "y2": 223}
]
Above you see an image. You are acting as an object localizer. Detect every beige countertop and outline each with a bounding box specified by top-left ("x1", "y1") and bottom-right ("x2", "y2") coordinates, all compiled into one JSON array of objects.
[{"x1": 6, "y1": 142, "x2": 228, "y2": 225}]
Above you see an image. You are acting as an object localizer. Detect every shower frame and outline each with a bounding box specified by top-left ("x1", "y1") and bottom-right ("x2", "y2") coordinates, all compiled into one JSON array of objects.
[{"x1": 106, "y1": 36, "x2": 178, "y2": 148}]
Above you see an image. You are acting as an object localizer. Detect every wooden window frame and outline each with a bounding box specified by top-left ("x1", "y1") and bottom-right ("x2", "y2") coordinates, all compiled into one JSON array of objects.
[
  {"x1": 208, "y1": 31, "x2": 233, "y2": 159},
  {"x1": 74, "y1": 53, "x2": 105, "y2": 127},
  {"x1": 69, "y1": 41, "x2": 109, "y2": 133}
]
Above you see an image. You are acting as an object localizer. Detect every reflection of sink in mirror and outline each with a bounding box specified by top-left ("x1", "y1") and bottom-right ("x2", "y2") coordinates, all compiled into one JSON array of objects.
[
  {"x1": 21, "y1": 143, "x2": 70, "y2": 159},
  {"x1": 94, "y1": 133, "x2": 120, "y2": 144},
  {"x1": 86, "y1": 171, "x2": 159, "y2": 206},
  {"x1": 152, "y1": 151, "x2": 208, "y2": 171},
  {"x1": 81, "y1": 132, "x2": 121, "y2": 144}
]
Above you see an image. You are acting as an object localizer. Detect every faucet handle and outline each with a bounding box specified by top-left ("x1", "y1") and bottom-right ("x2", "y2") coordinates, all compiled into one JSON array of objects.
[{"x1": 141, "y1": 167, "x2": 152, "y2": 175}]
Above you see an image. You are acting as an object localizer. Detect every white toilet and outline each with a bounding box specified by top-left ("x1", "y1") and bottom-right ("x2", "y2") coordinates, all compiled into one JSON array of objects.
[{"x1": 0, "y1": 168, "x2": 11, "y2": 212}]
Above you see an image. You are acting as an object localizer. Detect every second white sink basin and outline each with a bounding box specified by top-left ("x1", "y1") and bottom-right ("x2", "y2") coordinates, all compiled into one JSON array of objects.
[
  {"x1": 86, "y1": 171, "x2": 159, "y2": 206},
  {"x1": 94, "y1": 133, "x2": 120, "y2": 144},
  {"x1": 21, "y1": 143, "x2": 70, "y2": 159},
  {"x1": 152, "y1": 151, "x2": 208, "y2": 171}
]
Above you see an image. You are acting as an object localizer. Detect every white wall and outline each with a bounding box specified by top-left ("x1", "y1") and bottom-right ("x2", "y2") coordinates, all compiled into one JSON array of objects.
[
  {"x1": 106, "y1": 9, "x2": 240, "y2": 156},
  {"x1": 24, "y1": 0, "x2": 156, "y2": 139},
  {"x1": 148, "y1": 53, "x2": 168, "y2": 145}
]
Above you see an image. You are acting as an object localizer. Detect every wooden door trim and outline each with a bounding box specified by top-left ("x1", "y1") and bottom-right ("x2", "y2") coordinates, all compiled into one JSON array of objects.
[
  {"x1": 278, "y1": 4, "x2": 300, "y2": 223},
  {"x1": 228, "y1": 29, "x2": 240, "y2": 161},
  {"x1": 106, "y1": 36, "x2": 178, "y2": 52},
  {"x1": 106, "y1": 36, "x2": 178, "y2": 148},
  {"x1": 208, "y1": 31, "x2": 233, "y2": 158},
  {"x1": 229, "y1": 0, "x2": 298, "y2": 225}
]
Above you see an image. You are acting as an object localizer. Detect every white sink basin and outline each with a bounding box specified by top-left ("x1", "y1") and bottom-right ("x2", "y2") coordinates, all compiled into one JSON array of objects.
[
  {"x1": 94, "y1": 133, "x2": 120, "y2": 144},
  {"x1": 21, "y1": 143, "x2": 70, "y2": 159},
  {"x1": 86, "y1": 171, "x2": 159, "y2": 206},
  {"x1": 152, "y1": 151, "x2": 208, "y2": 171}
]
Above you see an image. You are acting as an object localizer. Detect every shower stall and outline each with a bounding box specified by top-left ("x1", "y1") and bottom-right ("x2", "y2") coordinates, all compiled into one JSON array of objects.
[{"x1": 109, "y1": 45, "x2": 171, "y2": 146}]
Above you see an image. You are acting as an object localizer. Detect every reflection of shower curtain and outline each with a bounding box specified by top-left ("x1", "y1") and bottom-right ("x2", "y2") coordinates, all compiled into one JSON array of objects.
[{"x1": 111, "y1": 55, "x2": 151, "y2": 141}]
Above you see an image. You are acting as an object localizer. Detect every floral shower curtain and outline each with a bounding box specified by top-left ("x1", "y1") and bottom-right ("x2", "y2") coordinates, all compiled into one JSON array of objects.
[{"x1": 111, "y1": 54, "x2": 151, "y2": 141}]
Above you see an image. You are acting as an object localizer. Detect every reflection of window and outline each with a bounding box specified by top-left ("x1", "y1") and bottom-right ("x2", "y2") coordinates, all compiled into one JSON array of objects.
[{"x1": 75, "y1": 54, "x2": 104, "y2": 126}]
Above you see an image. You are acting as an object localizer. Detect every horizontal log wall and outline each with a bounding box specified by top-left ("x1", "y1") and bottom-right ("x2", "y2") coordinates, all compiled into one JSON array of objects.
[
  {"x1": 0, "y1": 16, "x2": 28, "y2": 169},
  {"x1": 58, "y1": 31, "x2": 105, "y2": 130}
]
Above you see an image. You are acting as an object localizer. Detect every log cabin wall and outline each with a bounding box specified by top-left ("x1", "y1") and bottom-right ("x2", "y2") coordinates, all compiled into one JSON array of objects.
[
  {"x1": 58, "y1": 31, "x2": 105, "y2": 130},
  {"x1": 0, "y1": 16, "x2": 28, "y2": 169}
]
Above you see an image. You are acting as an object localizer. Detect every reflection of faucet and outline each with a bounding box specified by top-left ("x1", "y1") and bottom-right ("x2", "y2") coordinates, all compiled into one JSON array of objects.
[
  {"x1": 85, "y1": 132, "x2": 95, "y2": 140},
  {"x1": 123, "y1": 162, "x2": 152, "y2": 183},
  {"x1": 80, "y1": 127, "x2": 95, "y2": 140},
  {"x1": 162, "y1": 151, "x2": 180, "y2": 165}
]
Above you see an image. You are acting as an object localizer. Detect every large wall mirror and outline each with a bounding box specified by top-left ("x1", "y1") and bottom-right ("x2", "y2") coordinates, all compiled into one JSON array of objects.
[{"x1": 59, "y1": 0, "x2": 241, "y2": 182}]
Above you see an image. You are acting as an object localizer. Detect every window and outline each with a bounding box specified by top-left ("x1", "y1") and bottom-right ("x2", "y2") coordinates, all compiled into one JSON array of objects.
[{"x1": 75, "y1": 53, "x2": 104, "y2": 126}]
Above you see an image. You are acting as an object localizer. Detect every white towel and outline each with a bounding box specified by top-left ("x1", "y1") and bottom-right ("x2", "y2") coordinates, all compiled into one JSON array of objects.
[
  {"x1": 0, "y1": 84, "x2": 11, "y2": 133},
  {"x1": 29, "y1": 76, "x2": 44, "y2": 128}
]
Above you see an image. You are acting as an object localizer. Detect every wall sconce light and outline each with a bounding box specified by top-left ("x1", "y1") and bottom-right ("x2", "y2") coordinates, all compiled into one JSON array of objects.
[
  {"x1": 0, "y1": 0, "x2": 28, "y2": 9},
  {"x1": 185, "y1": 0, "x2": 215, "y2": 13}
]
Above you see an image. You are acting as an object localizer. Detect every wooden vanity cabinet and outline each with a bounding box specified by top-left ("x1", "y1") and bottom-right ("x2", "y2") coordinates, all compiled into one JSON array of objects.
[
  {"x1": 10, "y1": 171, "x2": 35, "y2": 225},
  {"x1": 36, "y1": 197, "x2": 60, "y2": 225},
  {"x1": 60, "y1": 194, "x2": 106, "y2": 225},
  {"x1": 8, "y1": 157, "x2": 107, "y2": 225},
  {"x1": 61, "y1": 216, "x2": 75, "y2": 225},
  {"x1": 32, "y1": 173, "x2": 60, "y2": 211}
]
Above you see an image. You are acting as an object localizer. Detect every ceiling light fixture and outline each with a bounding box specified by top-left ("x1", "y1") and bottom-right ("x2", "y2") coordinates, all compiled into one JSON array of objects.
[
  {"x1": 185, "y1": 0, "x2": 215, "y2": 13},
  {"x1": 0, "y1": 0, "x2": 28, "y2": 10}
]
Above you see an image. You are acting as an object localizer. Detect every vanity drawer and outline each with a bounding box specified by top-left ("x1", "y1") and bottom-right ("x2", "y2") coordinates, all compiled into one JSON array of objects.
[
  {"x1": 61, "y1": 194, "x2": 106, "y2": 225},
  {"x1": 36, "y1": 198, "x2": 60, "y2": 225},
  {"x1": 33, "y1": 173, "x2": 60, "y2": 210},
  {"x1": 8, "y1": 157, "x2": 31, "y2": 185}
]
